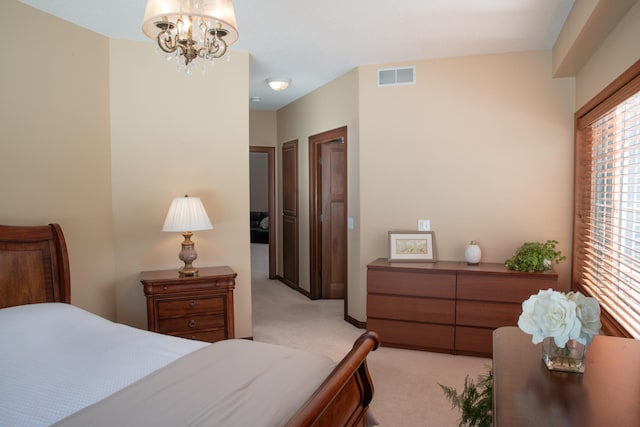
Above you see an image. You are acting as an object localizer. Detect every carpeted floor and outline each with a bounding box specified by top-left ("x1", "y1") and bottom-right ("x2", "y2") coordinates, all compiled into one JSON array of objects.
[{"x1": 250, "y1": 243, "x2": 491, "y2": 426}]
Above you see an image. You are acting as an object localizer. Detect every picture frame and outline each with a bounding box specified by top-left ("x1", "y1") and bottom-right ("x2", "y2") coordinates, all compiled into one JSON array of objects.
[{"x1": 388, "y1": 231, "x2": 437, "y2": 262}]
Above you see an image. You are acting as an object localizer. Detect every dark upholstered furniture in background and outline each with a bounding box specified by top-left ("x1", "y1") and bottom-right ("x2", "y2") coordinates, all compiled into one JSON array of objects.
[{"x1": 250, "y1": 211, "x2": 269, "y2": 243}]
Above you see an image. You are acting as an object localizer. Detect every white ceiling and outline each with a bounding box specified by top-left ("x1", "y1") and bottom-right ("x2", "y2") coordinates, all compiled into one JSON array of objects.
[{"x1": 20, "y1": 0, "x2": 575, "y2": 111}]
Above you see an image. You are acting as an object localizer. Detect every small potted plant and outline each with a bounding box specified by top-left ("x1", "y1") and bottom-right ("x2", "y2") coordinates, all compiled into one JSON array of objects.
[
  {"x1": 439, "y1": 368, "x2": 493, "y2": 427},
  {"x1": 504, "y1": 240, "x2": 566, "y2": 272}
]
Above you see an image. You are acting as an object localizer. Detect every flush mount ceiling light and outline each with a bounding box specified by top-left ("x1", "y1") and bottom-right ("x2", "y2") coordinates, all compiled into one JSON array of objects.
[
  {"x1": 266, "y1": 78, "x2": 291, "y2": 91},
  {"x1": 142, "y1": 0, "x2": 239, "y2": 75}
]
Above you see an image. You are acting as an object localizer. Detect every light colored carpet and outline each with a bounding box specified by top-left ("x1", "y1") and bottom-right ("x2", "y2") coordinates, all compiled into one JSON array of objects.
[{"x1": 251, "y1": 243, "x2": 492, "y2": 426}]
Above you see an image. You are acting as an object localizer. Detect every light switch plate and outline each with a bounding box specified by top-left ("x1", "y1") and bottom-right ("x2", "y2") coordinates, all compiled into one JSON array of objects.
[{"x1": 418, "y1": 219, "x2": 430, "y2": 231}]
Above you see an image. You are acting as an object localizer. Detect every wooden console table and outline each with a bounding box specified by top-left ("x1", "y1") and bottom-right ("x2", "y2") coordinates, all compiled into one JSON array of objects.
[{"x1": 493, "y1": 327, "x2": 640, "y2": 426}]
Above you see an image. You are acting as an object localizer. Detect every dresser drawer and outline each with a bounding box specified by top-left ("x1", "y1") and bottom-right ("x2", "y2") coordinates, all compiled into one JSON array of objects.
[
  {"x1": 158, "y1": 313, "x2": 225, "y2": 333},
  {"x1": 157, "y1": 296, "x2": 224, "y2": 317},
  {"x1": 367, "y1": 269, "x2": 456, "y2": 298},
  {"x1": 456, "y1": 300, "x2": 521, "y2": 328},
  {"x1": 457, "y1": 272, "x2": 556, "y2": 302},
  {"x1": 169, "y1": 329, "x2": 227, "y2": 343},
  {"x1": 367, "y1": 318, "x2": 454, "y2": 352},
  {"x1": 455, "y1": 326, "x2": 494, "y2": 356},
  {"x1": 367, "y1": 294, "x2": 455, "y2": 324}
]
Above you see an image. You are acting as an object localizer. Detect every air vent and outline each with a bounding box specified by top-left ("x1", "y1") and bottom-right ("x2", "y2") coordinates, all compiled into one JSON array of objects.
[{"x1": 377, "y1": 66, "x2": 416, "y2": 87}]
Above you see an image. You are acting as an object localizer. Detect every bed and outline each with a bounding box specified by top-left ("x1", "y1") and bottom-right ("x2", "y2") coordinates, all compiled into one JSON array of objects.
[{"x1": 0, "y1": 224, "x2": 379, "y2": 426}]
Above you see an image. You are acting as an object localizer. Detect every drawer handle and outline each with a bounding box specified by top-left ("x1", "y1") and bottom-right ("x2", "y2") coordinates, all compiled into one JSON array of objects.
[
  {"x1": 189, "y1": 319, "x2": 197, "y2": 328},
  {"x1": 163, "y1": 286, "x2": 168, "y2": 290},
  {"x1": 188, "y1": 300, "x2": 196, "y2": 308}
]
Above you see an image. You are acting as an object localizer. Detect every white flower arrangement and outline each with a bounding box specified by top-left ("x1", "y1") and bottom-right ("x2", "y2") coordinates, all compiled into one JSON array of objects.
[{"x1": 517, "y1": 288, "x2": 602, "y2": 347}]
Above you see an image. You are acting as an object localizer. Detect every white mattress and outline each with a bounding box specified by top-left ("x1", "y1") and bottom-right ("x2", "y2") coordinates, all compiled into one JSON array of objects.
[
  {"x1": 0, "y1": 303, "x2": 208, "y2": 426},
  {"x1": 0, "y1": 303, "x2": 339, "y2": 427},
  {"x1": 55, "y1": 337, "x2": 338, "y2": 427}
]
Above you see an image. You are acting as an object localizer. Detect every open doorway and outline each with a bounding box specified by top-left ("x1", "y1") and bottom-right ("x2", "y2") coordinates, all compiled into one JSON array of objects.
[{"x1": 249, "y1": 146, "x2": 275, "y2": 279}]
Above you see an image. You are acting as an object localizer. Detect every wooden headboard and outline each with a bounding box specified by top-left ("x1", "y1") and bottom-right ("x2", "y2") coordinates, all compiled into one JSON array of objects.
[{"x1": 0, "y1": 224, "x2": 70, "y2": 308}]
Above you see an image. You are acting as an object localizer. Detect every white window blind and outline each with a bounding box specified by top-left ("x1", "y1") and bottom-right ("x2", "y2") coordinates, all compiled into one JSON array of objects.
[{"x1": 575, "y1": 66, "x2": 640, "y2": 338}]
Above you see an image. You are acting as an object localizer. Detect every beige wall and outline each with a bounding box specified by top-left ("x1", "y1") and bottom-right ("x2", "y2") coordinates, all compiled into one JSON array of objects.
[
  {"x1": 1, "y1": 1, "x2": 252, "y2": 337},
  {"x1": 275, "y1": 53, "x2": 576, "y2": 323},
  {"x1": 109, "y1": 40, "x2": 252, "y2": 337},
  {"x1": 268, "y1": 1, "x2": 639, "y2": 325},
  {"x1": 356, "y1": 52, "x2": 575, "y2": 320},
  {"x1": 256, "y1": 0, "x2": 639, "y2": 326},
  {"x1": 249, "y1": 110, "x2": 277, "y2": 212},
  {"x1": 0, "y1": 1, "x2": 116, "y2": 319},
  {"x1": 574, "y1": 0, "x2": 640, "y2": 107},
  {"x1": 552, "y1": 0, "x2": 638, "y2": 78},
  {"x1": 276, "y1": 69, "x2": 360, "y2": 311},
  {"x1": 5, "y1": 0, "x2": 638, "y2": 333},
  {"x1": 250, "y1": 110, "x2": 277, "y2": 147}
]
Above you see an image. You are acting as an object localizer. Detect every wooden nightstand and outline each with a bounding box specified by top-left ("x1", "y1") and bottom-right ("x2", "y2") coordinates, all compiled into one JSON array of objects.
[{"x1": 140, "y1": 266, "x2": 236, "y2": 343}]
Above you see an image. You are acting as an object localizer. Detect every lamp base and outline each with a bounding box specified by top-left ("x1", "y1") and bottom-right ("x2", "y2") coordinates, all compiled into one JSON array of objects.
[
  {"x1": 177, "y1": 231, "x2": 199, "y2": 278},
  {"x1": 178, "y1": 267, "x2": 199, "y2": 277}
]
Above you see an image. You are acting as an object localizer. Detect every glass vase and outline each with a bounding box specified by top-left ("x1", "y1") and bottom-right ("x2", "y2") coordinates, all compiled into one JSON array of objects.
[{"x1": 542, "y1": 337, "x2": 587, "y2": 373}]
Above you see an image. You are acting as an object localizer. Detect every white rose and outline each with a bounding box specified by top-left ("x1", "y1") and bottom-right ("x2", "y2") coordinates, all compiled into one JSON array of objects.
[
  {"x1": 568, "y1": 291, "x2": 602, "y2": 345},
  {"x1": 518, "y1": 288, "x2": 581, "y2": 347}
]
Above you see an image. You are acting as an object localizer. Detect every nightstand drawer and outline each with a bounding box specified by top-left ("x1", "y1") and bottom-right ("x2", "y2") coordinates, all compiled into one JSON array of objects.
[
  {"x1": 170, "y1": 329, "x2": 227, "y2": 342},
  {"x1": 157, "y1": 297, "x2": 224, "y2": 317},
  {"x1": 159, "y1": 313, "x2": 225, "y2": 333}
]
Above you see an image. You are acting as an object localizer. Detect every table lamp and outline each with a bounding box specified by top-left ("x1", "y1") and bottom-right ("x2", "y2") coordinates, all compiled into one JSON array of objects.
[{"x1": 162, "y1": 195, "x2": 213, "y2": 277}]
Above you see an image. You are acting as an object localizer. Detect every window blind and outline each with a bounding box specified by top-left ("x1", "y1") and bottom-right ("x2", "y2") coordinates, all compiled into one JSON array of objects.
[{"x1": 574, "y1": 62, "x2": 640, "y2": 338}]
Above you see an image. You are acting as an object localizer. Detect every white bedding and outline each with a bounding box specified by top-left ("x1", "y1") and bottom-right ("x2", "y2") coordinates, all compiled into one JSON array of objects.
[
  {"x1": 0, "y1": 303, "x2": 337, "y2": 426},
  {"x1": 0, "y1": 303, "x2": 208, "y2": 426},
  {"x1": 55, "y1": 335, "x2": 338, "y2": 427}
]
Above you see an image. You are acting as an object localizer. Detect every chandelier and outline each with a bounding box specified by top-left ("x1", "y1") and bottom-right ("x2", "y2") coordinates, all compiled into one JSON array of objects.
[{"x1": 142, "y1": 0, "x2": 239, "y2": 74}]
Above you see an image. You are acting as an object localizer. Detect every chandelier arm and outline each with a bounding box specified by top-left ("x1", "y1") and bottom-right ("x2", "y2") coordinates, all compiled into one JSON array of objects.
[
  {"x1": 197, "y1": 35, "x2": 228, "y2": 60},
  {"x1": 211, "y1": 38, "x2": 228, "y2": 59},
  {"x1": 156, "y1": 31, "x2": 178, "y2": 54}
]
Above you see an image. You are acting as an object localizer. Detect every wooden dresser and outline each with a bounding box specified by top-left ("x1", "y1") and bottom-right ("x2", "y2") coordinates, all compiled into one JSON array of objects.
[
  {"x1": 140, "y1": 266, "x2": 236, "y2": 343},
  {"x1": 366, "y1": 258, "x2": 557, "y2": 356}
]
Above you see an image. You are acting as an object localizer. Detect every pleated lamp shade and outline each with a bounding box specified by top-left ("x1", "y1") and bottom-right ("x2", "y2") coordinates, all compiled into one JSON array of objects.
[{"x1": 162, "y1": 195, "x2": 213, "y2": 232}]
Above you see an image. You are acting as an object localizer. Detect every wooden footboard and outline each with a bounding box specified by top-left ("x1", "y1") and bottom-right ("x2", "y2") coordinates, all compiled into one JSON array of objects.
[{"x1": 285, "y1": 331, "x2": 380, "y2": 427}]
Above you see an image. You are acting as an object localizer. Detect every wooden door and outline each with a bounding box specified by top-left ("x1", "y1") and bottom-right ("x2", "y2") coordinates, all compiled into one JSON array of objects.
[
  {"x1": 309, "y1": 127, "x2": 347, "y2": 300},
  {"x1": 281, "y1": 140, "x2": 298, "y2": 289},
  {"x1": 320, "y1": 142, "x2": 346, "y2": 298}
]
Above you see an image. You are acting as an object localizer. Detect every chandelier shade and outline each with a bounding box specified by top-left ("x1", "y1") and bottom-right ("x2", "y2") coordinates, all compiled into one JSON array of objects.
[{"x1": 142, "y1": 0, "x2": 238, "y2": 73}]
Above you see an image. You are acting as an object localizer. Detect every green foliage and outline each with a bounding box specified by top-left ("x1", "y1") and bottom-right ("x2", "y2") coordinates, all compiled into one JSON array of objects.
[
  {"x1": 504, "y1": 240, "x2": 566, "y2": 272},
  {"x1": 439, "y1": 368, "x2": 493, "y2": 427}
]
